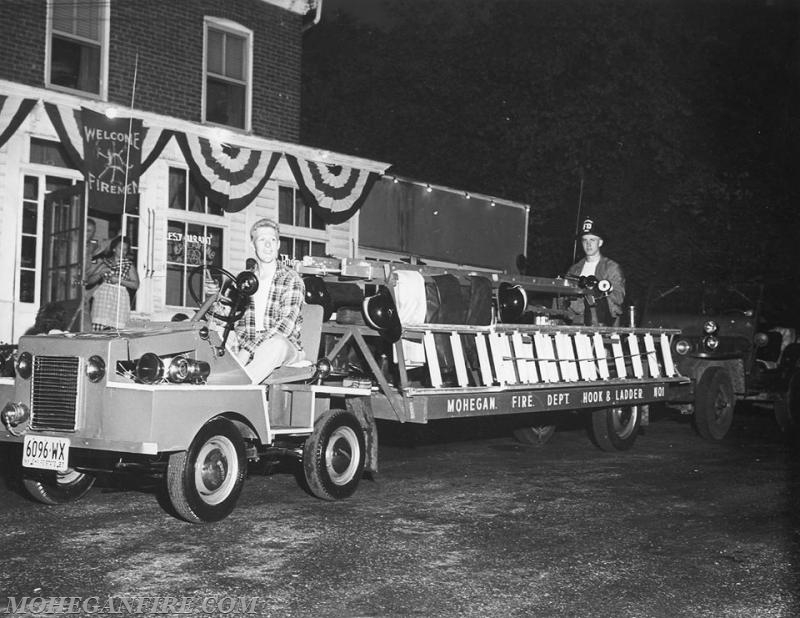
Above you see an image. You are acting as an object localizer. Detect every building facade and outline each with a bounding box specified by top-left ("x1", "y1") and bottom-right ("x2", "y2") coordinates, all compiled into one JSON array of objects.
[{"x1": 0, "y1": 0, "x2": 389, "y2": 342}]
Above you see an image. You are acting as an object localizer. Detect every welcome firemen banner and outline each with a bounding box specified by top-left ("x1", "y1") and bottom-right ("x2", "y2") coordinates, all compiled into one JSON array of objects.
[
  {"x1": 0, "y1": 95, "x2": 37, "y2": 149},
  {"x1": 285, "y1": 154, "x2": 380, "y2": 224},
  {"x1": 43, "y1": 103, "x2": 172, "y2": 212},
  {"x1": 81, "y1": 107, "x2": 144, "y2": 213},
  {"x1": 173, "y1": 132, "x2": 281, "y2": 213}
]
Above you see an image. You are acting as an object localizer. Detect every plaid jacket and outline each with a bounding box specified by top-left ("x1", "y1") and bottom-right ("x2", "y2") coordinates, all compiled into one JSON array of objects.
[{"x1": 235, "y1": 264, "x2": 305, "y2": 363}]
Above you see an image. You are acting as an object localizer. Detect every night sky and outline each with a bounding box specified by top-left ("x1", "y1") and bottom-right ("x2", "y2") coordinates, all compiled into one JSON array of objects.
[{"x1": 303, "y1": 0, "x2": 800, "y2": 321}]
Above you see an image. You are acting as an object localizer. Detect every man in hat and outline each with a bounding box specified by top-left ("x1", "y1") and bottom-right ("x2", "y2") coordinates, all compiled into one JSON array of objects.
[
  {"x1": 564, "y1": 217, "x2": 625, "y2": 325},
  {"x1": 231, "y1": 218, "x2": 305, "y2": 382}
]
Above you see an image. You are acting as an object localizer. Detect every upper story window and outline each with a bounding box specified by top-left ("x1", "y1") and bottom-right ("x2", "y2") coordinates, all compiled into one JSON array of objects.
[
  {"x1": 47, "y1": 0, "x2": 109, "y2": 97},
  {"x1": 168, "y1": 167, "x2": 225, "y2": 216},
  {"x1": 204, "y1": 18, "x2": 252, "y2": 131},
  {"x1": 278, "y1": 186, "x2": 327, "y2": 260}
]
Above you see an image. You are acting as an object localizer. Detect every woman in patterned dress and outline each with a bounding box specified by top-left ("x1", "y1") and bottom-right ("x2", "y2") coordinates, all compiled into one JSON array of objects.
[{"x1": 88, "y1": 236, "x2": 140, "y2": 331}]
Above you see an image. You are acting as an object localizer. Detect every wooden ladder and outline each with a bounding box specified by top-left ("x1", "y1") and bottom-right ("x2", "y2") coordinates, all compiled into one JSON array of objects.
[{"x1": 408, "y1": 325, "x2": 678, "y2": 389}]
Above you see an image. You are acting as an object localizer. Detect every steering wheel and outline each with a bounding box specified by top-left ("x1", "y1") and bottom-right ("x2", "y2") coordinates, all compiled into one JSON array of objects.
[{"x1": 188, "y1": 265, "x2": 255, "y2": 324}]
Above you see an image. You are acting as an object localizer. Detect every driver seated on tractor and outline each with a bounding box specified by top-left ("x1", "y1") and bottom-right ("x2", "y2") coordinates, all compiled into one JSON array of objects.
[
  {"x1": 565, "y1": 217, "x2": 626, "y2": 325},
  {"x1": 217, "y1": 218, "x2": 306, "y2": 383}
]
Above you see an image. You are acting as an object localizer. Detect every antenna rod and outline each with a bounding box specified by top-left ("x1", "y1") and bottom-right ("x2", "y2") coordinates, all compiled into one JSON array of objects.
[
  {"x1": 571, "y1": 168, "x2": 584, "y2": 264},
  {"x1": 114, "y1": 51, "x2": 139, "y2": 330}
]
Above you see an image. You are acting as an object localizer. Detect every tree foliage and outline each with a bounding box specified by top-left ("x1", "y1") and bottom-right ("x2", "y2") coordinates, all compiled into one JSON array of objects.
[{"x1": 302, "y1": 0, "x2": 800, "y2": 319}]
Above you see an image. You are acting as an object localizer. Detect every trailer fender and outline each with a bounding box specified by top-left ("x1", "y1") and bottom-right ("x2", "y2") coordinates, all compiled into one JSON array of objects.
[{"x1": 346, "y1": 396, "x2": 379, "y2": 475}]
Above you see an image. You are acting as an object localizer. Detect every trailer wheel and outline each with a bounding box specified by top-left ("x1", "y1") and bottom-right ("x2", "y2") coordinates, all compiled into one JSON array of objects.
[
  {"x1": 303, "y1": 409, "x2": 365, "y2": 500},
  {"x1": 590, "y1": 406, "x2": 640, "y2": 451},
  {"x1": 167, "y1": 417, "x2": 246, "y2": 523},
  {"x1": 693, "y1": 367, "x2": 735, "y2": 442},
  {"x1": 513, "y1": 425, "x2": 556, "y2": 446},
  {"x1": 23, "y1": 468, "x2": 95, "y2": 505}
]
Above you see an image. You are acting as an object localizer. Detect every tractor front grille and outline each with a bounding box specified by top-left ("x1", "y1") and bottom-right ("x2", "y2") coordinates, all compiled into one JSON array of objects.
[{"x1": 30, "y1": 356, "x2": 79, "y2": 432}]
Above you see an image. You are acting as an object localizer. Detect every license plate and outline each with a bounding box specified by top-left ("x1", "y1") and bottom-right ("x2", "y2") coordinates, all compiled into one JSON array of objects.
[{"x1": 22, "y1": 435, "x2": 70, "y2": 472}]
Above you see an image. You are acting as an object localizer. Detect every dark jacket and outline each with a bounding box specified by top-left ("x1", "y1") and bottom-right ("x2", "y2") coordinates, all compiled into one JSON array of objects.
[{"x1": 565, "y1": 256, "x2": 626, "y2": 325}]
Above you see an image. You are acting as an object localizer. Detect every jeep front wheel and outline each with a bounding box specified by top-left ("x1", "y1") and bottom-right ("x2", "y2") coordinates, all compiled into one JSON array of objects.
[
  {"x1": 693, "y1": 367, "x2": 735, "y2": 441},
  {"x1": 23, "y1": 468, "x2": 95, "y2": 505},
  {"x1": 303, "y1": 409, "x2": 365, "y2": 500},
  {"x1": 167, "y1": 417, "x2": 246, "y2": 523},
  {"x1": 590, "y1": 406, "x2": 640, "y2": 451}
]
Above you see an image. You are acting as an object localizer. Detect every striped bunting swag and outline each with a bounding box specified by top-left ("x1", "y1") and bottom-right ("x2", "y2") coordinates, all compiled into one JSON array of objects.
[
  {"x1": 174, "y1": 132, "x2": 281, "y2": 213},
  {"x1": 0, "y1": 95, "x2": 37, "y2": 149},
  {"x1": 43, "y1": 102, "x2": 172, "y2": 176},
  {"x1": 285, "y1": 154, "x2": 379, "y2": 224}
]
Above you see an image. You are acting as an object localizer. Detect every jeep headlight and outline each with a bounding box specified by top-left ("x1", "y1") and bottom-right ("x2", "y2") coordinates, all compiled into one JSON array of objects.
[
  {"x1": 86, "y1": 355, "x2": 106, "y2": 383},
  {"x1": 675, "y1": 339, "x2": 691, "y2": 355},
  {"x1": 703, "y1": 335, "x2": 720, "y2": 351},
  {"x1": 15, "y1": 351, "x2": 32, "y2": 380},
  {"x1": 703, "y1": 320, "x2": 718, "y2": 335},
  {"x1": 135, "y1": 352, "x2": 163, "y2": 384}
]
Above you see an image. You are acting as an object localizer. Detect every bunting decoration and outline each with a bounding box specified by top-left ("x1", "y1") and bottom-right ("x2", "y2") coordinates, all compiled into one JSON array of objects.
[
  {"x1": 285, "y1": 154, "x2": 380, "y2": 225},
  {"x1": 43, "y1": 103, "x2": 173, "y2": 179},
  {"x1": 0, "y1": 95, "x2": 38, "y2": 150},
  {"x1": 174, "y1": 132, "x2": 281, "y2": 213},
  {"x1": 44, "y1": 102, "x2": 86, "y2": 172}
]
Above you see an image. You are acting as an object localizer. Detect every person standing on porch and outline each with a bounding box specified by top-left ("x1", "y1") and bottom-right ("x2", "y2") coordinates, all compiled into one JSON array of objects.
[{"x1": 88, "y1": 236, "x2": 139, "y2": 330}]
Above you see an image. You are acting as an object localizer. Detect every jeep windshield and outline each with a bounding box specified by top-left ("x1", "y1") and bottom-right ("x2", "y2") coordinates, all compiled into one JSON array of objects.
[{"x1": 647, "y1": 283, "x2": 760, "y2": 316}]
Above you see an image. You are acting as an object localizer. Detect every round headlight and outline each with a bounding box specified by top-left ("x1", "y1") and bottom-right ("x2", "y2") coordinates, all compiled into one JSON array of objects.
[
  {"x1": 596, "y1": 279, "x2": 612, "y2": 293},
  {"x1": 675, "y1": 339, "x2": 691, "y2": 355},
  {"x1": 703, "y1": 335, "x2": 720, "y2": 351},
  {"x1": 15, "y1": 351, "x2": 33, "y2": 379},
  {"x1": 86, "y1": 355, "x2": 106, "y2": 383},
  {"x1": 754, "y1": 332, "x2": 769, "y2": 348},
  {"x1": 187, "y1": 359, "x2": 211, "y2": 383},
  {"x1": 703, "y1": 320, "x2": 718, "y2": 335},
  {"x1": 167, "y1": 356, "x2": 190, "y2": 383},
  {"x1": 135, "y1": 352, "x2": 164, "y2": 384},
  {"x1": 315, "y1": 357, "x2": 332, "y2": 381}
]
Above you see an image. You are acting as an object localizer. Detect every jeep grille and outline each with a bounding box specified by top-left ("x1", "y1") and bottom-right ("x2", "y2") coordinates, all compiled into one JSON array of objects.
[{"x1": 30, "y1": 356, "x2": 79, "y2": 432}]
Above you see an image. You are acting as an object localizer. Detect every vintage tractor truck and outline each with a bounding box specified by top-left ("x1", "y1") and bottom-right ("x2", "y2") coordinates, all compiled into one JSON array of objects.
[
  {"x1": 1, "y1": 258, "x2": 689, "y2": 523},
  {"x1": 641, "y1": 281, "x2": 800, "y2": 441}
]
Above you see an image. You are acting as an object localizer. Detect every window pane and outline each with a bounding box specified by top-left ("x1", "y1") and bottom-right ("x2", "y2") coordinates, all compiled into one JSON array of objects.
[
  {"x1": 278, "y1": 187, "x2": 293, "y2": 225},
  {"x1": 51, "y1": 0, "x2": 75, "y2": 34},
  {"x1": 206, "y1": 78, "x2": 245, "y2": 129},
  {"x1": 207, "y1": 198, "x2": 224, "y2": 216},
  {"x1": 188, "y1": 176, "x2": 204, "y2": 213},
  {"x1": 166, "y1": 264, "x2": 185, "y2": 306},
  {"x1": 295, "y1": 239, "x2": 310, "y2": 260},
  {"x1": 74, "y1": 0, "x2": 100, "y2": 40},
  {"x1": 167, "y1": 220, "x2": 186, "y2": 264},
  {"x1": 279, "y1": 236, "x2": 292, "y2": 258},
  {"x1": 20, "y1": 270, "x2": 35, "y2": 303},
  {"x1": 23, "y1": 203, "x2": 37, "y2": 234},
  {"x1": 30, "y1": 138, "x2": 72, "y2": 168},
  {"x1": 311, "y1": 206, "x2": 325, "y2": 230},
  {"x1": 206, "y1": 227, "x2": 223, "y2": 267},
  {"x1": 23, "y1": 176, "x2": 38, "y2": 200},
  {"x1": 168, "y1": 168, "x2": 186, "y2": 210},
  {"x1": 51, "y1": 35, "x2": 100, "y2": 94},
  {"x1": 207, "y1": 29, "x2": 224, "y2": 75},
  {"x1": 225, "y1": 34, "x2": 245, "y2": 80},
  {"x1": 295, "y1": 199, "x2": 309, "y2": 228},
  {"x1": 21, "y1": 236, "x2": 37, "y2": 268},
  {"x1": 311, "y1": 241, "x2": 326, "y2": 257}
]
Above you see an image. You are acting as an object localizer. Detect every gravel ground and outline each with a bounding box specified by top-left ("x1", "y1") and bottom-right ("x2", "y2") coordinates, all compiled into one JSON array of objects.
[{"x1": 1, "y1": 406, "x2": 798, "y2": 617}]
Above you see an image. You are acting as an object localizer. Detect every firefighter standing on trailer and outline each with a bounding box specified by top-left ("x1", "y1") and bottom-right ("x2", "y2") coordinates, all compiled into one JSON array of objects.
[{"x1": 565, "y1": 217, "x2": 625, "y2": 325}]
